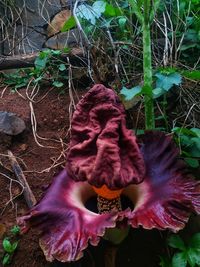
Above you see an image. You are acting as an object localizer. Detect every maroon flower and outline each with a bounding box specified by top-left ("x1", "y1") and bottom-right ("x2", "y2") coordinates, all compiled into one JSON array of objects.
[{"x1": 18, "y1": 84, "x2": 200, "y2": 262}]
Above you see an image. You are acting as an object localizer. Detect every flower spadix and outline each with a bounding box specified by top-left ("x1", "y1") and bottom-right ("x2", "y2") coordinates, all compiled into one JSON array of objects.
[{"x1": 18, "y1": 84, "x2": 200, "y2": 263}]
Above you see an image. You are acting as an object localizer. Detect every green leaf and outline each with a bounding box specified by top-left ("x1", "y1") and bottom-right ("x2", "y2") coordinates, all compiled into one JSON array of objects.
[
  {"x1": 92, "y1": 1, "x2": 106, "y2": 16},
  {"x1": 34, "y1": 56, "x2": 48, "y2": 70},
  {"x1": 191, "y1": 128, "x2": 200, "y2": 138},
  {"x1": 172, "y1": 127, "x2": 197, "y2": 137},
  {"x1": 11, "y1": 241, "x2": 18, "y2": 251},
  {"x1": 120, "y1": 86, "x2": 142, "y2": 101},
  {"x1": 182, "y1": 70, "x2": 200, "y2": 81},
  {"x1": 168, "y1": 235, "x2": 186, "y2": 250},
  {"x1": 3, "y1": 238, "x2": 13, "y2": 253},
  {"x1": 76, "y1": 1, "x2": 106, "y2": 25},
  {"x1": 135, "y1": 129, "x2": 145, "y2": 135},
  {"x1": 53, "y1": 81, "x2": 64, "y2": 88},
  {"x1": 187, "y1": 248, "x2": 200, "y2": 267},
  {"x1": 185, "y1": 158, "x2": 199, "y2": 168},
  {"x1": 189, "y1": 137, "x2": 200, "y2": 157},
  {"x1": 153, "y1": 87, "x2": 166, "y2": 98},
  {"x1": 39, "y1": 49, "x2": 51, "y2": 59},
  {"x1": 14, "y1": 81, "x2": 28, "y2": 89},
  {"x1": 155, "y1": 72, "x2": 182, "y2": 91},
  {"x1": 61, "y1": 16, "x2": 76, "y2": 32},
  {"x1": 171, "y1": 252, "x2": 187, "y2": 267},
  {"x1": 157, "y1": 67, "x2": 177, "y2": 75},
  {"x1": 2, "y1": 253, "x2": 10, "y2": 265},
  {"x1": 189, "y1": 233, "x2": 200, "y2": 248},
  {"x1": 10, "y1": 226, "x2": 20, "y2": 235},
  {"x1": 159, "y1": 256, "x2": 172, "y2": 267},
  {"x1": 34, "y1": 76, "x2": 43, "y2": 83},
  {"x1": 76, "y1": 4, "x2": 97, "y2": 24},
  {"x1": 180, "y1": 43, "x2": 197, "y2": 51},
  {"x1": 59, "y1": 64, "x2": 66, "y2": 71},
  {"x1": 51, "y1": 50, "x2": 61, "y2": 55},
  {"x1": 104, "y1": 3, "x2": 121, "y2": 17},
  {"x1": 118, "y1": 17, "x2": 127, "y2": 30},
  {"x1": 62, "y1": 47, "x2": 70, "y2": 53}
]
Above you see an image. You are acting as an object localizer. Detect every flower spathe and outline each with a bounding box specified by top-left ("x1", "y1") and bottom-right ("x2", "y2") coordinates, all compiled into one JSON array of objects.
[
  {"x1": 66, "y1": 84, "x2": 145, "y2": 189},
  {"x1": 18, "y1": 84, "x2": 200, "y2": 262}
]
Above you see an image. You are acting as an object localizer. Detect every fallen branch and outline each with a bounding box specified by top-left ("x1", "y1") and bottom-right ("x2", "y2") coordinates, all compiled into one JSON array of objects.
[
  {"x1": 7, "y1": 150, "x2": 37, "y2": 208},
  {"x1": 0, "y1": 48, "x2": 87, "y2": 70}
]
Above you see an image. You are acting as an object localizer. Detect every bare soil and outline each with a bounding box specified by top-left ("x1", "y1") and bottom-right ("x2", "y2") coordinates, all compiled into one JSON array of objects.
[{"x1": 0, "y1": 86, "x2": 167, "y2": 267}]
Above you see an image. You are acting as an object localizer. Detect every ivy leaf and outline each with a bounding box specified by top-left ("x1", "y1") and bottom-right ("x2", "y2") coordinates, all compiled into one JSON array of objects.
[
  {"x1": 159, "y1": 256, "x2": 172, "y2": 267},
  {"x1": 61, "y1": 16, "x2": 76, "y2": 32},
  {"x1": 171, "y1": 252, "x2": 187, "y2": 267},
  {"x1": 180, "y1": 43, "x2": 197, "y2": 51},
  {"x1": 120, "y1": 86, "x2": 142, "y2": 101},
  {"x1": 155, "y1": 72, "x2": 182, "y2": 91},
  {"x1": 2, "y1": 253, "x2": 10, "y2": 265},
  {"x1": 53, "y1": 81, "x2": 64, "y2": 88},
  {"x1": 51, "y1": 50, "x2": 61, "y2": 56},
  {"x1": 185, "y1": 158, "x2": 199, "y2": 168},
  {"x1": 3, "y1": 238, "x2": 13, "y2": 253},
  {"x1": 172, "y1": 127, "x2": 197, "y2": 137},
  {"x1": 34, "y1": 56, "x2": 48, "y2": 70},
  {"x1": 168, "y1": 235, "x2": 186, "y2": 250},
  {"x1": 189, "y1": 137, "x2": 200, "y2": 157},
  {"x1": 187, "y1": 248, "x2": 200, "y2": 267},
  {"x1": 11, "y1": 241, "x2": 18, "y2": 252},
  {"x1": 92, "y1": 1, "x2": 106, "y2": 17},
  {"x1": 189, "y1": 233, "x2": 200, "y2": 248},
  {"x1": 104, "y1": 3, "x2": 121, "y2": 17},
  {"x1": 76, "y1": 1, "x2": 106, "y2": 25},
  {"x1": 10, "y1": 226, "x2": 20, "y2": 235},
  {"x1": 59, "y1": 64, "x2": 66, "y2": 71},
  {"x1": 118, "y1": 17, "x2": 127, "y2": 30},
  {"x1": 39, "y1": 49, "x2": 51, "y2": 58},
  {"x1": 191, "y1": 128, "x2": 200, "y2": 138},
  {"x1": 104, "y1": 4, "x2": 116, "y2": 16},
  {"x1": 153, "y1": 87, "x2": 166, "y2": 98},
  {"x1": 182, "y1": 70, "x2": 200, "y2": 80},
  {"x1": 76, "y1": 4, "x2": 97, "y2": 24}
]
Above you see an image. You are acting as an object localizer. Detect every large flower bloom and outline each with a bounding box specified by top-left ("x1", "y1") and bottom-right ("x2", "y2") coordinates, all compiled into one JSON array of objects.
[{"x1": 18, "y1": 84, "x2": 200, "y2": 263}]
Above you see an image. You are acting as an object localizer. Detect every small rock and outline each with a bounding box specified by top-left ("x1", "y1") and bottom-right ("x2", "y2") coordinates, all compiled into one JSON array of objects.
[
  {"x1": 0, "y1": 111, "x2": 26, "y2": 135},
  {"x1": 19, "y1": 143, "x2": 28, "y2": 151},
  {"x1": 45, "y1": 29, "x2": 83, "y2": 50}
]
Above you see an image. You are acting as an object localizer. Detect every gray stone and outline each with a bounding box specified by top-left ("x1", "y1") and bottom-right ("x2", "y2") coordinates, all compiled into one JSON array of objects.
[
  {"x1": 13, "y1": 0, "x2": 62, "y2": 27},
  {"x1": 3, "y1": 26, "x2": 47, "y2": 55},
  {"x1": 0, "y1": 111, "x2": 26, "y2": 135}
]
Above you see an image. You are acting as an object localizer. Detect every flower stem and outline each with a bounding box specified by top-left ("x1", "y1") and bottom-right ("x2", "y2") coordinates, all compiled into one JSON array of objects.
[{"x1": 104, "y1": 245, "x2": 118, "y2": 267}]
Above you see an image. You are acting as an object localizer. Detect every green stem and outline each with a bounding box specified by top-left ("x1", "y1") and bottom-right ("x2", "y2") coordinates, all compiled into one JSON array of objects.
[
  {"x1": 143, "y1": 19, "x2": 155, "y2": 130},
  {"x1": 130, "y1": 0, "x2": 155, "y2": 130}
]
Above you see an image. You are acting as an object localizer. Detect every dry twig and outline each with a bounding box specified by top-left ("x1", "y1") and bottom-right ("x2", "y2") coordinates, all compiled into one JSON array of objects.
[{"x1": 7, "y1": 150, "x2": 37, "y2": 208}]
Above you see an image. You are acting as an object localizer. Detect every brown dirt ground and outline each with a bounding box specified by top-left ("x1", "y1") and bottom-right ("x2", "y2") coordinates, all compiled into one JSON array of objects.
[
  {"x1": 0, "y1": 85, "x2": 196, "y2": 267},
  {"x1": 0, "y1": 86, "x2": 86, "y2": 267}
]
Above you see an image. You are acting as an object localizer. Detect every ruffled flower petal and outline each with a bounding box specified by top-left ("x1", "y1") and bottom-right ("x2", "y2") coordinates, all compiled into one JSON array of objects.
[
  {"x1": 126, "y1": 131, "x2": 200, "y2": 232},
  {"x1": 18, "y1": 169, "x2": 118, "y2": 262},
  {"x1": 66, "y1": 84, "x2": 145, "y2": 189}
]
